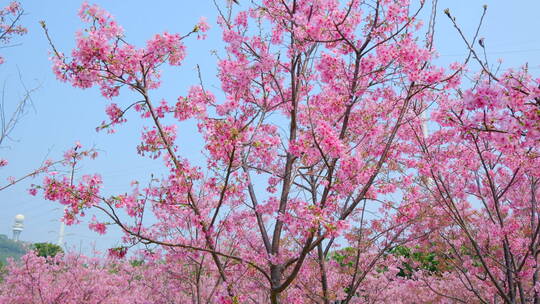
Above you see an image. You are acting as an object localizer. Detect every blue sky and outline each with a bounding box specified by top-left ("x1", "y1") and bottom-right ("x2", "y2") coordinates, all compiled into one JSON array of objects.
[{"x1": 1, "y1": 0, "x2": 539, "y2": 254}]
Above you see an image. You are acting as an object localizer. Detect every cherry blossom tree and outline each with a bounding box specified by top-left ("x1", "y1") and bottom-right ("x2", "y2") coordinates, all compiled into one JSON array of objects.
[
  {"x1": 396, "y1": 43, "x2": 540, "y2": 304},
  {"x1": 0, "y1": 252, "x2": 181, "y2": 303},
  {"x1": 367, "y1": 7, "x2": 540, "y2": 303},
  {"x1": 33, "y1": 0, "x2": 458, "y2": 302}
]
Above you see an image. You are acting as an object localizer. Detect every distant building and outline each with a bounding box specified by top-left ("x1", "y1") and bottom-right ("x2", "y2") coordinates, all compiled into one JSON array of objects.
[{"x1": 12, "y1": 214, "x2": 24, "y2": 241}]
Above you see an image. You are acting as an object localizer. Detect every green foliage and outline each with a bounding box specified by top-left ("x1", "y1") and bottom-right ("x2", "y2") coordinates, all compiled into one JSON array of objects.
[
  {"x1": 390, "y1": 245, "x2": 440, "y2": 278},
  {"x1": 0, "y1": 234, "x2": 26, "y2": 263},
  {"x1": 33, "y1": 242, "x2": 63, "y2": 258},
  {"x1": 130, "y1": 259, "x2": 144, "y2": 267},
  {"x1": 459, "y1": 245, "x2": 482, "y2": 268},
  {"x1": 330, "y1": 247, "x2": 355, "y2": 267},
  {"x1": 0, "y1": 260, "x2": 5, "y2": 282},
  {"x1": 329, "y1": 245, "x2": 442, "y2": 279}
]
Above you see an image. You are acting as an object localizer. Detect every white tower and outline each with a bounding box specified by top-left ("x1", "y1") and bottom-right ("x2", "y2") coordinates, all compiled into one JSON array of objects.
[
  {"x1": 12, "y1": 214, "x2": 24, "y2": 241},
  {"x1": 57, "y1": 206, "x2": 67, "y2": 247},
  {"x1": 421, "y1": 111, "x2": 429, "y2": 139}
]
